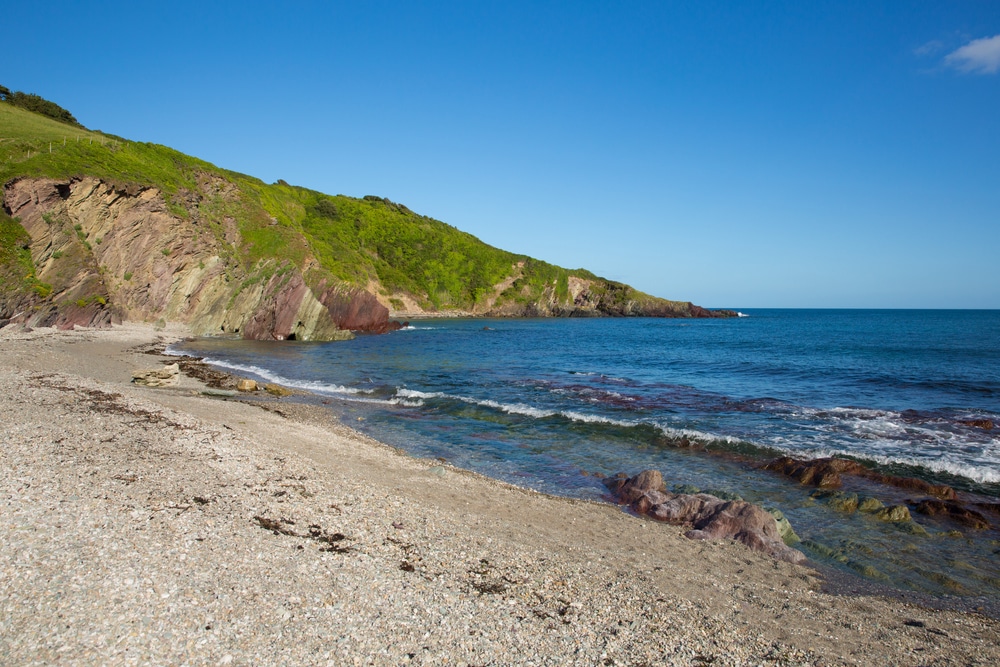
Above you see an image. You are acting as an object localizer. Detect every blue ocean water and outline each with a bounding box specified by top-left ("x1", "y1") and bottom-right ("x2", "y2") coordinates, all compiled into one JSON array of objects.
[{"x1": 172, "y1": 310, "x2": 1000, "y2": 596}]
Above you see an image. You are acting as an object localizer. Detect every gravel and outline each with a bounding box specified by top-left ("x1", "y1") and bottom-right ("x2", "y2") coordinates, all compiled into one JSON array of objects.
[{"x1": 2, "y1": 323, "x2": 998, "y2": 666}]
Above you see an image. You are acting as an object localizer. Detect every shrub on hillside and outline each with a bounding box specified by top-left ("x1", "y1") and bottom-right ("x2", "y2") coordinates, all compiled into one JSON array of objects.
[{"x1": 0, "y1": 84, "x2": 83, "y2": 127}]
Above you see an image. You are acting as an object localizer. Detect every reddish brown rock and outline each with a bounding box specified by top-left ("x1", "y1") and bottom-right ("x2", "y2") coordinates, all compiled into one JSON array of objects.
[
  {"x1": 610, "y1": 470, "x2": 666, "y2": 505},
  {"x1": 648, "y1": 493, "x2": 723, "y2": 524},
  {"x1": 914, "y1": 499, "x2": 991, "y2": 530},
  {"x1": 605, "y1": 470, "x2": 806, "y2": 564},
  {"x1": 973, "y1": 502, "x2": 1000, "y2": 517},
  {"x1": 863, "y1": 473, "x2": 956, "y2": 500},
  {"x1": 317, "y1": 284, "x2": 402, "y2": 334},
  {"x1": 685, "y1": 500, "x2": 805, "y2": 564},
  {"x1": 763, "y1": 455, "x2": 957, "y2": 500},
  {"x1": 242, "y1": 271, "x2": 312, "y2": 341},
  {"x1": 959, "y1": 419, "x2": 993, "y2": 430},
  {"x1": 762, "y1": 456, "x2": 867, "y2": 489}
]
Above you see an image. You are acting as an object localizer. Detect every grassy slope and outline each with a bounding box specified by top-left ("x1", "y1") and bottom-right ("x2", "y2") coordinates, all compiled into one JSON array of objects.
[{"x1": 1, "y1": 103, "x2": 687, "y2": 314}]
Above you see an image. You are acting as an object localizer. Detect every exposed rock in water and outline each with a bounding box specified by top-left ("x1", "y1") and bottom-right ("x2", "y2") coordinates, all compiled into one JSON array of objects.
[
  {"x1": 762, "y1": 456, "x2": 867, "y2": 489},
  {"x1": 605, "y1": 470, "x2": 806, "y2": 564},
  {"x1": 959, "y1": 418, "x2": 993, "y2": 430},
  {"x1": 763, "y1": 455, "x2": 957, "y2": 500}
]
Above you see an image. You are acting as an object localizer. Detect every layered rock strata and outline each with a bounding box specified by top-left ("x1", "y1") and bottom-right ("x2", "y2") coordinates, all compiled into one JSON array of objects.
[{"x1": 2, "y1": 177, "x2": 395, "y2": 339}]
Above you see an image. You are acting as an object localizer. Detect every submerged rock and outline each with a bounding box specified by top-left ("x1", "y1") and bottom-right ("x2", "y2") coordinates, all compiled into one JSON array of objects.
[
  {"x1": 914, "y1": 499, "x2": 991, "y2": 530},
  {"x1": 606, "y1": 470, "x2": 806, "y2": 564},
  {"x1": 812, "y1": 490, "x2": 859, "y2": 513},
  {"x1": 766, "y1": 508, "x2": 801, "y2": 545},
  {"x1": 874, "y1": 505, "x2": 912, "y2": 523},
  {"x1": 857, "y1": 497, "x2": 885, "y2": 513}
]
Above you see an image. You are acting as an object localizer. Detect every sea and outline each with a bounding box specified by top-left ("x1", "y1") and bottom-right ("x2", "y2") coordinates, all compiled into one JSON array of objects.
[{"x1": 170, "y1": 309, "x2": 1000, "y2": 599}]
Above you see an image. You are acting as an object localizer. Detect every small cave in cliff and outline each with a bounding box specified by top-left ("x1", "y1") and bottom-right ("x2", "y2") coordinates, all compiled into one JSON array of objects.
[
  {"x1": 287, "y1": 333, "x2": 297, "y2": 341},
  {"x1": 55, "y1": 183, "x2": 72, "y2": 199}
]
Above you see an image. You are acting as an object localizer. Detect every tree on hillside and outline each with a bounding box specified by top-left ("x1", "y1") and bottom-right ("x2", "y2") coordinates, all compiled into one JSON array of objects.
[{"x1": 0, "y1": 86, "x2": 83, "y2": 128}]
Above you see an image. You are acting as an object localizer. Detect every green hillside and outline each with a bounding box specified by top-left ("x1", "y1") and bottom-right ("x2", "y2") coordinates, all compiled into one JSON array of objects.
[{"x1": 1, "y1": 94, "x2": 727, "y2": 329}]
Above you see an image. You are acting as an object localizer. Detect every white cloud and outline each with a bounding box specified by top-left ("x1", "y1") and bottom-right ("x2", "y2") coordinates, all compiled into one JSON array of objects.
[
  {"x1": 944, "y1": 34, "x2": 1000, "y2": 74},
  {"x1": 914, "y1": 40, "x2": 944, "y2": 57}
]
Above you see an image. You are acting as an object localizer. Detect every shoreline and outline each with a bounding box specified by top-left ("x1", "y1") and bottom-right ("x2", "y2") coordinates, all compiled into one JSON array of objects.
[{"x1": 2, "y1": 322, "x2": 999, "y2": 665}]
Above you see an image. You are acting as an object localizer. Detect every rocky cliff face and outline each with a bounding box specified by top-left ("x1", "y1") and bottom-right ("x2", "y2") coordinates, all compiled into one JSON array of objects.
[
  {"x1": 1, "y1": 177, "x2": 396, "y2": 339},
  {"x1": 3, "y1": 175, "x2": 731, "y2": 336},
  {"x1": 385, "y1": 271, "x2": 735, "y2": 319}
]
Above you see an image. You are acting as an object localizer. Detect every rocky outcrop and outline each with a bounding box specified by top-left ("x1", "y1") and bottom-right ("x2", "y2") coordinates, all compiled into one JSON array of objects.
[
  {"x1": 1, "y1": 177, "x2": 395, "y2": 340},
  {"x1": 605, "y1": 470, "x2": 806, "y2": 564},
  {"x1": 763, "y1": 455, "x2": 957, "y2": 500},
  {"x1": 3, "y1": 174, "x2": 728, "y2": 333},
  {"x1": 315, "y1": 283, "x2": 402, "y2": 334},
  {"x1": 763, "y1": 456, "x2": 867, "y2": 489}
]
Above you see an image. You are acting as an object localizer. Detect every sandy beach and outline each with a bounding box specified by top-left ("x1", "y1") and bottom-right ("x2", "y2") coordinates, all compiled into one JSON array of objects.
[{"x1": 2, "y1": 323, "x2": 998, "y2": 666}]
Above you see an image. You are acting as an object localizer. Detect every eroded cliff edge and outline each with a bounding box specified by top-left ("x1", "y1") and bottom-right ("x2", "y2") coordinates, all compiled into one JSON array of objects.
[
  {"x1": 2, "y1": 175, "x2": 733, "y2": 338},
  {"x1": 1, "y1": 177, "x2": 392, "y2": 338}
]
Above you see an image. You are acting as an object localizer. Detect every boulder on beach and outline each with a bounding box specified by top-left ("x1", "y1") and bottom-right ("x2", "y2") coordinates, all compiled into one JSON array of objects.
[
  {"x1": 606, "y1": 470, "x2": 806, "y2": 564},
  {"x1": 132, "y1": 363, "x2": 179, "y2": 387},
  {"x1": 236, "y1": 378, "x2": 258, "y2": 392}
]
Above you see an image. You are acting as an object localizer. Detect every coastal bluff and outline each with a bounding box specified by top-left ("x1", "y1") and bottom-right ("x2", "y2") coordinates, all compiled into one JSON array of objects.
[
  {"x1": 1, "y1": 101, "x2": 732, "y2": 340},
  {"x1": 1, "y1": 176, "x2": 732, "y2": 339}
]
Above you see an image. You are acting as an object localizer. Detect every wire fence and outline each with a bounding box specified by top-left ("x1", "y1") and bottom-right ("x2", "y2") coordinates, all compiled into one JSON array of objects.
[{"x1": 1, "y1": 133, "x2": 127, "y2": 161}]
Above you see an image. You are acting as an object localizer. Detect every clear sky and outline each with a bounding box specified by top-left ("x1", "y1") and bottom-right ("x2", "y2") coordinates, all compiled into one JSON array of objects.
[{"x1": 5, "y1": 1, "x2": 999, "y2": 308}]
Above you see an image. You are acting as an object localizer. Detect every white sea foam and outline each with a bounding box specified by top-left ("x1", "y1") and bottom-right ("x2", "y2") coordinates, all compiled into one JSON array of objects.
[
  {"x1": 784, "y1": 446, "x2": 1000, "y2": 485},
  {"x1": 192, "y1": 357, "x2": 366, "y2": 396},
  {"x1": 653, "y1": 423, "x2": 742, "y2": 445}
]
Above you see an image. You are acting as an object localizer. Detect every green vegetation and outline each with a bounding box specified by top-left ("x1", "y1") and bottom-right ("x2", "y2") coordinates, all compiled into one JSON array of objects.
[
  {"x1": 1, "y1": 94, "x2": 694, "y2": 316},
  {"x1": 0, "y1": 209, "x2": 50, "y2": 301},
  {"x1": 0, "y1": 85, "x2": 82, "y2": 127}
]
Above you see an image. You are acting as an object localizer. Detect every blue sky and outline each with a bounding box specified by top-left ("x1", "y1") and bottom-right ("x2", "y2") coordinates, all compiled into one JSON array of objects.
[{"x1": 5, "y1": 1, "x2": 999, "y2": 308}]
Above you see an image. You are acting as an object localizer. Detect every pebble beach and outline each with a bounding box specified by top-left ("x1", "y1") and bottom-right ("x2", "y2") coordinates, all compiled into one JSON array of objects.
[{"x1": 2, "y1": 323, "x2": 999, "y2": 666}]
